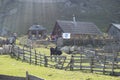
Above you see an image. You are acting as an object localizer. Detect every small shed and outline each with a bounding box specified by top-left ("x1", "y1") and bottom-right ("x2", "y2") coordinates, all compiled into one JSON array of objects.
[
  {"x1": 107, "y1": 23, "x2": 120, "y2": 41},
  {"x1": 51, "y1": 20, "x2": 102, "y2": 40},
  {"x1": 28, "y1": 25, "x2": 46, "y2": 40}
]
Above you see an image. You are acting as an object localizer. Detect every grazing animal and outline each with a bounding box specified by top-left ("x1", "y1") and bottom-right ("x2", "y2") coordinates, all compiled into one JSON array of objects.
[
  {"x1": 55, "y1": 49, "x2": 62, "y2": 55},
  {"x1": 50, "y1": 47, "x2": 55, "y2": 56},
  {"x1": 50, "y1": 47, "x2": 62, "y2": 56}
]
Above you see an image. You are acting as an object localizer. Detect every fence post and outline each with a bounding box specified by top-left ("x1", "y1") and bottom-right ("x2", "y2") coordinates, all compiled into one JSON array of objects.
[
  {"x1": 90, "y1": 57, "x2": 93, "y2": 73},
  {"x1": 80, "y1": 53, "x2": 82, "y2": 70},
  {"x1": 39, "y1": 52, "x2": 42, "y2": 66},
  {"x1": 61, "y1": 56, "x2": 66, "y2": 69},
  {"x1": 35, "y1": 50, "x2": 37, "y2": 65},
  {"x1": 22, "y1": 46, "x2": 25, "y2": 62},
  {"x1": 55, "y1": 56, "x2": 57, "y2": 62},
  {"x1": 39, "y1": 53, "x2": 41, "y2": 66},
  {"x1": 44, "y1": 55, "x2": 48, "y2": 67},
  {"x1": 103, "y1": 56, "x2": 106, "y2": 74},
  {"x1": 116, "y1": 52, "x2": 119, "y2": 68},
  {"x1": 111, "y1": 53, "x2": 115, "y2": 75},
  {"x1": 29, "y1": 47, "x2": 32, "y2": 64},
  {"x1": 70, "y1": 55, "x2": 74, "y2": 71},
  {"x1": 8, "y1": 45, "x2": 11, "y2": 55},
  {"x1": 11, "y1": 45, "x2": 14, "y2": 57},
  {"x1": 94, "y1": 50, "x2": 97, "y2": 56},
  {"x1": 13, "y1": 45, "x2": 16, "y2": 57},
  {"x1": 10, "y1": 45, "x2": 14, "y2": 57},
  {"x1": 17, "y1": 47, "x2": 20, "y2": 60},
  {"x1": 26, "y1": 71, "x2": 29, "y2": 80}
]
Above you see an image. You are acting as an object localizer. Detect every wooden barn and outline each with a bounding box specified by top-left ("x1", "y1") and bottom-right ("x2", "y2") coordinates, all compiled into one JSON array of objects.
[
  {"x1": 51, "y1": 20, "x2": 102, "y2": 40},
  {"x1": 107, "y1": 23, "x2": 120, "y2": 41},
  {"x1": 28, "y1": 25, "x2": 46, "y2": 40}
]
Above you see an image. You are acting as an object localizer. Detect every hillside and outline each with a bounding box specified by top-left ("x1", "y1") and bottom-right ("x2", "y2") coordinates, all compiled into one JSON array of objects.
[
  {"x1": 0, "y1": 55, "x2": 120, "y2": 80},
  {"x1": 0, "y1": 0, "x2": 120, "y2": 35}
]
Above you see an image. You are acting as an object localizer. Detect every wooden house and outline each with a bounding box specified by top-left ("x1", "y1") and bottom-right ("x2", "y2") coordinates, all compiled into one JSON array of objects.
[
  {"x1": 28, "y1": 25, "x2": 46, "y2": 40},
  {"x1": 51, "y1": 20, "x2": 102, "y2": 40},
  {"x1": 107, "y1": 23, "x2": 120, "y2": 41}
]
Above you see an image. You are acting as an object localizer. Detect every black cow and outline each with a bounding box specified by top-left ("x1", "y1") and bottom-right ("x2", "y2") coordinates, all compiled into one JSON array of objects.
[
  {"x1": 50, "y1": 47, "x2": 55, "y2": 56},
  {"x1": 50, "y1": 47, "x2": 62, "y2": 56}
]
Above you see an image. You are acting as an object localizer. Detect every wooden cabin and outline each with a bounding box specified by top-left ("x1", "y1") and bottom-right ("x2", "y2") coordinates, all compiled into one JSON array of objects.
[
  {"x1": 28, "y1": 25, "x2": 46, "y2": 40},
  {"x1": 51, "y1": 20, "x2": 102, "y2": 40},
  {"x1": 107, "y1": 23, "x2": 120, "y2": 41}
]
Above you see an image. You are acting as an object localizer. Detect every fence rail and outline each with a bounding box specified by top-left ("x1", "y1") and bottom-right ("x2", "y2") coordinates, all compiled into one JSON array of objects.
[
  {"x1": 0, "y1": 71, "x2": 44, "y2": 80},
  {"x1": 26, "y1": 71, "x2": 44, "y2": 80},
  {"x1": 10, "y1": 45, "x2": 120, "y2": 76},
  {"x1": 65, "y1": 52, "x2": 120, "y2": 75},
  {"x1": 10, "y1": 45, "x2": 66, "y2": 69}
]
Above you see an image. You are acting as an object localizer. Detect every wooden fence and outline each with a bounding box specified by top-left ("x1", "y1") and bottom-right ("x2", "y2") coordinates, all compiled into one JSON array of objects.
[
  {"x1": 0, "y1": 75, "x2": 25, "y2": 80},
  {"x1": 63, "y1": 39, "x2": 104, "y2": 46},
  {"x1": 65, "y1": 51, "x2": 120, "y2": 75},
  {"x1": 10, "y1": 45, "x2": 120, "y2": 76},
  {"x1": 10, "y1": 45, "x2": 66, "y2": 69},
  {"x1": 26, "y1": 71, "x2": 44, "y2": 80},
  {"x1": 0, "y1": 71, "x2": 44, "y2": 80}
]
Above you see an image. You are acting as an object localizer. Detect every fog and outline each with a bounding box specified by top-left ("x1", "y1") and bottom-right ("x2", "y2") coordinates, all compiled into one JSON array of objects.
[
  {"x1": 2, "y1": 0, "x2": 67, "y2": 35},
  {"x1": 0, "y1": 0, "x2": 120, "y2": 35}
]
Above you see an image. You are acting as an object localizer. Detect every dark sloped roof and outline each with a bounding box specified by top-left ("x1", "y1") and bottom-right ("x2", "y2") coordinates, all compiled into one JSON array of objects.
[
  {"x1": 57, "y1": 20, "x2": 102, "y2": 35},
  {"x1": 29, "y1": 25, "x2": 46, "y2": 31}
]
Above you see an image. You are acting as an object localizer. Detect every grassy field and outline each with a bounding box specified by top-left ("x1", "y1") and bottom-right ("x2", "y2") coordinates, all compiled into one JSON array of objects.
[{"x1": 0, "y1": 55, "x2": 120, "y2": 80}]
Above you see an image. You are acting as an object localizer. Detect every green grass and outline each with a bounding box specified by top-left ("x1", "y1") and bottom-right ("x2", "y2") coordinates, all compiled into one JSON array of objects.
[
  {"x1": 35, "y1": 47, "x2": 69, "y2": 56},
  {"x1": 0, "y1": 55, "x2": 120, "y2": 80}
]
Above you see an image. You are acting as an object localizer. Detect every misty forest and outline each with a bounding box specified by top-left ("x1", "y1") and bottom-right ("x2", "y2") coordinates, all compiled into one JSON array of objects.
[{"x1": 0, "y1": 0, "x2": 120, "y2": 35}]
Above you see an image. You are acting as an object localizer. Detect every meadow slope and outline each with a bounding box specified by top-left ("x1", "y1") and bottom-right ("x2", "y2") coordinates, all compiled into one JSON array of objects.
[{"x1": 0, "y1": 55, "x2": 119, "y2": 80}]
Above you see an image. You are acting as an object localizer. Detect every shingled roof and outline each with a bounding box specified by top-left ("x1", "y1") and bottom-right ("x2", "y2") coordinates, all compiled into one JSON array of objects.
[
  {"x1": 56, "y1": 20, "x2": 102, "y2": 35},
  {"x1": 29, "y1": 25, "x2": 46, "y2": 31}
]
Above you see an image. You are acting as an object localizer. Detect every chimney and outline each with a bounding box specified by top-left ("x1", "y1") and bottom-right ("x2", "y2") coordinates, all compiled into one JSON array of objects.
[{"x1": 73, "y1": 14, "x2": 76, "y2": 22}]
